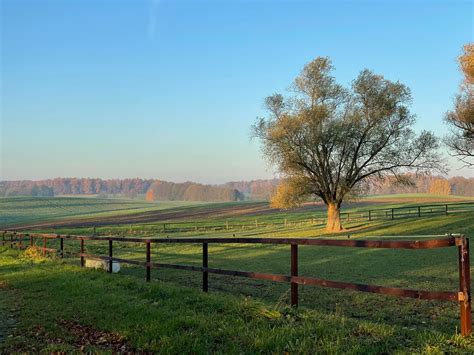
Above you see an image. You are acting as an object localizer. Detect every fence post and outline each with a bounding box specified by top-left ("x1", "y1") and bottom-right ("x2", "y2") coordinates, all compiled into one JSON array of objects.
[
  {"x1": 458, "y1": 236, "x2": 472, "y2": 336},
  {"x1": 80, "y1": 238, "x2": 85, "y2": 267},
  {"x1": 43, "y1": 236, "x2": 46, "y2": 256},
  {"x1": 445, "y1": 204, "x2": 448, "y2": 216},
  {"x1": 108, "y1": 240, "x2": 113, "y2": 273},
  {"x1": 203, "y1": 242, "x2": 208, "y2": 292},
  {"x1": 418, "y1": 206, "x2": 421, "y2": 217},
  {"x1": 11, "y1": 232, "x2": 14, "y2": 249},
  {"x1": 291, "y1": 244, "x2": 298, "y2": 307},
  {"x1": 2, "y1": 232, "x2": 5, "y2": 246},
  {"x1": 146, "y1": 240, "x2": 151, "y2": 282},
  {"x1": 19, "y1": 234, "x2": 23, "y2": 249},
  {"x1": 60, "y1": 236, "x2": 64, "y2": 258},
  {"x1": 30, "y1": 234, "x2": 34, "y2": 247},
  {"x1": 391, "y1": 209, "x2": 394, "y2": 220},
  {"x1": 368, "y1": 210, "x2": 371, "y2": 221}
]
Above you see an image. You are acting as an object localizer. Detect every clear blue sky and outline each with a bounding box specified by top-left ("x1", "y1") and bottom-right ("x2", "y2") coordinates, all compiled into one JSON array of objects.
[{"x1": 1, "y1": 0, "x2": 472, "y2": 183}]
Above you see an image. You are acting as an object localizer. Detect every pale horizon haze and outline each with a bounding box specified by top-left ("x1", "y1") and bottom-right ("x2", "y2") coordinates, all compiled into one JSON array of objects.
[{"x1": 1, "y1": 0, "x2": 473, "y2": 184}]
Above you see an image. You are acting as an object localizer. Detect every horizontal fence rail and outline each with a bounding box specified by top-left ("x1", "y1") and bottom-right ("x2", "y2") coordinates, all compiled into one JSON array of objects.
[{"x1": 1, "y1": 231, "x2": 471, "y2": 336}]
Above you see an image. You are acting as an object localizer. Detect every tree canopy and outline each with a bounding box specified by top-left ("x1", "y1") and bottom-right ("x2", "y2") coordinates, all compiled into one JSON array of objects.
[
  {"x1": 445, "y1": 43, "x2": 474, "y2": 166},
  {"x1": 254, "y1": 57, "x2": 442, "y2": 231}
]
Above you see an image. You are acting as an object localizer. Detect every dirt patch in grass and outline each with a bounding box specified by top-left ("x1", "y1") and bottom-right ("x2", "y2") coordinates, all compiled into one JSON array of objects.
[{"x1": 58, "y1": 319, "x2": 134, "y2": 352}]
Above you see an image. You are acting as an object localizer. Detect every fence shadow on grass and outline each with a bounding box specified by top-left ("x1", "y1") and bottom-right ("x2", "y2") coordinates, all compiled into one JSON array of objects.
[{"x1": 1, "y1": 231, "x2": 471, "y2": 337}]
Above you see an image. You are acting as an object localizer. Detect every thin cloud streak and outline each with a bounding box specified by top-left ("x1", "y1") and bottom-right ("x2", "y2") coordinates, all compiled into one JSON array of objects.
[{"x1": 148, "y1": 0, "x2": 161, "y2": 40}]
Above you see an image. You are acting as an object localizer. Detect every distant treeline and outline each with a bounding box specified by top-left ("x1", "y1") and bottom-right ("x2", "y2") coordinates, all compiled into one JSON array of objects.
[
  {"x1": 0, "y1": 178, "x2": 279, "y2": 202},
  {"x1": 1, "y1": 175, "x2": 473, "y2": 201},
  {"x1": 145, "y1": 181, "x2": 243, "y2": 202},
  {"x1": 226, "y1": 175, "x2": 474, "y2": 198},
  {"x1": 223, "y1": 179, "x2": 279, "y2": 200},
  {"x1": 0, "y1": 178, "x2": 154, "y2": 198},
  {"x1": 366, "y1": 174, "x2": 474, "y2": 197}
]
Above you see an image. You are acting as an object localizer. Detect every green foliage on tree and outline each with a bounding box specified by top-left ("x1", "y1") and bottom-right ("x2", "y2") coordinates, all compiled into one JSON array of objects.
[{"x1": 253, "y1": 57, "x2": 442, "y2": 231}]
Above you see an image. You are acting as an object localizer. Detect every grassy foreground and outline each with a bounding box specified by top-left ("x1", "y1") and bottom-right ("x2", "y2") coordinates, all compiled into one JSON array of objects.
[
  {"x1": 0, "y1": 247, "x2": 471, "y2": 354},
  {"x1": 1, "y1": 243, "x2": 473, "y2": 353},
  {"x1": 1, "y1": 195, "x2": 474, "y2": 352}
]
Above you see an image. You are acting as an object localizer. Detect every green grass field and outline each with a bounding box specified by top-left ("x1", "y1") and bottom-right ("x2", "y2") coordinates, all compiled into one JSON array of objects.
[
  {"x1": 1, "y1": 194, "x2": 474, "y2": 352},
  {"x1": 0, "y1": 196, "x2": 207, "y2": 227}
]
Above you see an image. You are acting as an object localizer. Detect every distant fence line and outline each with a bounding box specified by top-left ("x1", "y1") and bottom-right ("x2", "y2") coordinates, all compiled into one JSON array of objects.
[
  {"x1": 1, "y1": 230, "x2": 472, "y2": 336},
  {"x1": 111, "y1": 201, "x2": 474, "y2": 234}
]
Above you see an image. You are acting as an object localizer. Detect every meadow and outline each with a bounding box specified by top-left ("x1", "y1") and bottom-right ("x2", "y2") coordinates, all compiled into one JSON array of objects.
[
  {"x1": 0, "y1": 196, "x2": 206, "y2": 228},
  {"x1": 1, "y1": 194, "x2": 474, "y2": 353}
]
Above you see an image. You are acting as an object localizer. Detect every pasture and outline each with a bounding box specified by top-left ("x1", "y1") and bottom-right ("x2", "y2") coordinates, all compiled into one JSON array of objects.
[
  {"x1": 0, "y1": 196, "x2": 206, "y2": 228},
  {"x1": 1, "y1": 194, "x2": 474, "y2": 353}
]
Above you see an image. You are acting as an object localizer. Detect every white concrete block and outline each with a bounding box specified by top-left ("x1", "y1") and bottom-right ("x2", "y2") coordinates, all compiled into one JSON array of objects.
[{"x1": 84, "y1": 259, "x2": 120, "y2": 273}]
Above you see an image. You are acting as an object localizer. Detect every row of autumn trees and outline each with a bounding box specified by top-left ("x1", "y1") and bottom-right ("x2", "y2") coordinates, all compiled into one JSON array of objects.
[
  {"x1": 2, "y1": 175, "x2": 474, "y2": 199},
  {"x1": 366, "y1": 174, "x2": 474, "y2": 196},
  {"x1": 0, "y1": 178, "x2": 279, "y2": 201},
  {"x1": 145, "y1": 181, "x2": 243, "y2": 202},
  {"x1": 0, "y1": 178, "x2": 155, "y2": 198}
]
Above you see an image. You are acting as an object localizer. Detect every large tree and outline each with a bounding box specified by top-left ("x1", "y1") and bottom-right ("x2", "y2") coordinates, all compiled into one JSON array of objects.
[
  {"x1": 445, "y1": 44, "x2": 474, "y2": 166},
  {"x1": 253, "y1": 57, "x2": 442, "y2": 231}
]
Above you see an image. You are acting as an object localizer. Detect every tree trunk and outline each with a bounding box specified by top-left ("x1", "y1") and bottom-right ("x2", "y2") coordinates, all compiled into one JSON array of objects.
[{"x1": 326, "y1": 202, "x2": 343, "y2": 232}]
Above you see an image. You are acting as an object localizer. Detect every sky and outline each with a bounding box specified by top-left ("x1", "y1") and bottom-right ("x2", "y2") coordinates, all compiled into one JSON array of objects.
[{"x1": 1, "y1": 0, "x2": 473, "y2": 184}]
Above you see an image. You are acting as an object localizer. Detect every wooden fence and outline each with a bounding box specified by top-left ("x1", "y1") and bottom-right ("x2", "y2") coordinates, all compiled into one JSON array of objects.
[{"x1": 1, "y1": 231, "x2": 472, "y2": 336}]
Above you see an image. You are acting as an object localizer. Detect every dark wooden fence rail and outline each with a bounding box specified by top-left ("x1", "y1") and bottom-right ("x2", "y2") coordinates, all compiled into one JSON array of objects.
[
  {"x1": 1, "y1": 231, "x2": 471, "y2": 336},
  {"x1": 116, "y1": 201, "x2": 474, "y2": 234}
]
